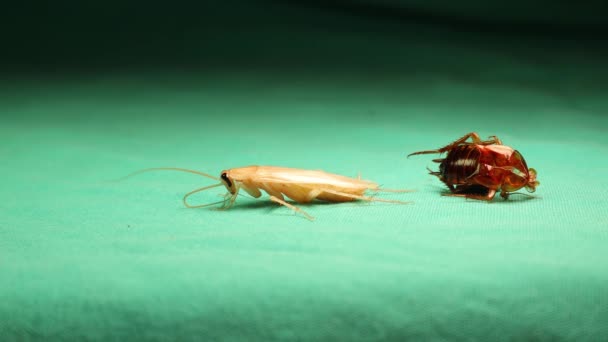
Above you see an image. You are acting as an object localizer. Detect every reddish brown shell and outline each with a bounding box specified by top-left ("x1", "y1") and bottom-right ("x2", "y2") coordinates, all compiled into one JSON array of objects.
[{"x1": 409, "y1": 132, "x2": 539, "y2": 200}]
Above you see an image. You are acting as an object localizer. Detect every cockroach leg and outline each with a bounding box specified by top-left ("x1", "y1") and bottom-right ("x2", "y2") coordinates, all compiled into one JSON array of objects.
[
  {"x1": 408, "y1": 132, "x2": 504, "y2": 158},
  {"x1": 443, "y1": 193, "x2": 495, "y2": 201},
  {"x1": 444, "y1": 188, "x2": 496, "y2": 201},
  {"x1": 438, "y1": 132, "x2": 484, "y2": 151},
  {"x1": 240, "y1": 183, "x2": 262, "y2": 198},
  {"x1": 214, "y1": 193, "x2": 234, "y2": 211},
  {"x1": 306, "y1": 189, "x2": 323, "y2": 201},
  {"x1": 320, "y1": 189, "x2": 413, "y2": 204},
  {"x1": 408, "y1": 132, "x2": 482, "y2": 157},
  {"x1": 487, "y1": 135, "x2": 502, "y2": 145},
  {"x1": 454, "y1": 132, "x2": 483, "y2": 145},
  {"x1": 269, "y1": 195, "x2": 315, "y2": 221},
  {"x1": 449, "y1": 132, "x2": 500, "y2": 147}
]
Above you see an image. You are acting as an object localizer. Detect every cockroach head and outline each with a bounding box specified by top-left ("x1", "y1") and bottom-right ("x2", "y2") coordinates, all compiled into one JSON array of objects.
[
  {"x1": 525, "y1": 168, "x2": 540, "y2": 193},
  {"x1": 220, "y1": 171, "x2": 237, "y2": 194}
]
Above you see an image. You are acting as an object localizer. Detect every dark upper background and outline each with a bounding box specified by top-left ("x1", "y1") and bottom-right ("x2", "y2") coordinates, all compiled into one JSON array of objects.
[{"x1": 2, "y1": 0, "x2": 607, "y2": 74}]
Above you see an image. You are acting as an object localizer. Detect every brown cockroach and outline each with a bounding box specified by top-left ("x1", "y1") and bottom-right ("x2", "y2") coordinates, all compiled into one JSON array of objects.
[{"x1": 408, "y1": 132, "x2": 539, "y2": 200}]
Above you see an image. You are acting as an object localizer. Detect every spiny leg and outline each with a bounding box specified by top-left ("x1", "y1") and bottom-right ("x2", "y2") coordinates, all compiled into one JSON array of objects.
[
  {"x1": 408, "y1": 132, "x2": 500, "y2": 157},
  {"x1": 269, "y1": 195, "x2": 315, "y2": 221},
  {"x1": 451, "y1": 132, "x2": 483, "y2": 145},
  {"x1": 407, "y1": 132, "x2": 480, "y2": 157},
  {"x1": 487, "y1": 135, "x2": 502, "y2": 145},
  {"x1": 457, "y1": 132, "x2": 502, "y2": 145}
]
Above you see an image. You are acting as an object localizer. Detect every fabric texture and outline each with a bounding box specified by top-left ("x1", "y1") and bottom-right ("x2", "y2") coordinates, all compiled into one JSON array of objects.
[{"x1": 1, "y1": 1, "x2": 607, "y2": 341}]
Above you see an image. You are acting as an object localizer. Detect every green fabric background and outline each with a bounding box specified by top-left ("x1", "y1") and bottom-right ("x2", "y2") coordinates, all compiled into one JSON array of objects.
[{"x1": 2, "y1": 1, "x2": 608, "y2": 341}]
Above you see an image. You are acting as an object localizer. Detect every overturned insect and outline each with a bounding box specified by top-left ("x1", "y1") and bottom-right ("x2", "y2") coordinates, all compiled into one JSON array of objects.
[
  {"x1": 122, "y1": 166, "x2": 412, "y2": 220},
  {"x1": 408, "y1": 132, "x2": 539, "y2": 200}
]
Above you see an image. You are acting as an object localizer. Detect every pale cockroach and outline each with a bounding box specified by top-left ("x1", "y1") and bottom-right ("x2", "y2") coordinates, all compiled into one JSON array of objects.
[{"x1": 122, "y1": 166, "x2": 412, "y2": 220}]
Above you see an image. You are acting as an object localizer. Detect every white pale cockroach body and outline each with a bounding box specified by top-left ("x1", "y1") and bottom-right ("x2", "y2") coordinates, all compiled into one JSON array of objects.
[{"x1": 124, "y1": 165, "x2": 411, "y2": 220}]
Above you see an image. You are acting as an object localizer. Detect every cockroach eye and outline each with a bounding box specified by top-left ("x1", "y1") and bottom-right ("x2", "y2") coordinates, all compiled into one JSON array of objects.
[{"x1": 221, "y1": 172, "x2": 233, "y2": 188}]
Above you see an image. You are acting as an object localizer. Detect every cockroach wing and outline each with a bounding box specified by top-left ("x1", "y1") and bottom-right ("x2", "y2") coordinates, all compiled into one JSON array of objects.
[{"x1": 251, "y1": 166, "x2": 378, "y2": 190}]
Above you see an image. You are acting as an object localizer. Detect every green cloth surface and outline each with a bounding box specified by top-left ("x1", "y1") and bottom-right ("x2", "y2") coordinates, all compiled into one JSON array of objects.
[
  {"x1": 3, "y1": 73, "x2": 607, "y2": 341},
  {"x1": 2, "y1": 2, "x2": 608, "y2": 341}
]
